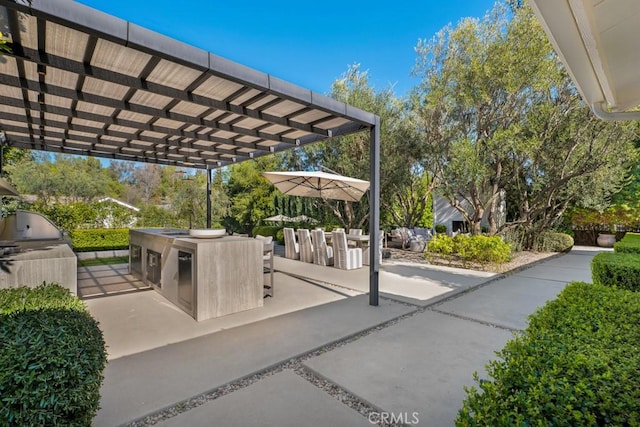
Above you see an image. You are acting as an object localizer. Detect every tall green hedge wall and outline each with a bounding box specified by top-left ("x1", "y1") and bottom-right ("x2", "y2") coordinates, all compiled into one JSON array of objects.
[{"x1": 71, "y1": 228, "x2": 129, "y2": 252}]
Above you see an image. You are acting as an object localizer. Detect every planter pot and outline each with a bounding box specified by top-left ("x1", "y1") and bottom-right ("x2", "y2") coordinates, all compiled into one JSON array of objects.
[{"x1": 597, "y1": 233, "x2": 616, "y2": 248}]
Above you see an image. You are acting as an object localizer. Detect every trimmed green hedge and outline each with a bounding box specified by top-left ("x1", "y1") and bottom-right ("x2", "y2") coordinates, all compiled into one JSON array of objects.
[
  {"x1": 251, "y1": 225, "x2": 282, "y2": 239},
  {"x1": 275, "y1": 229, "x2": 285, "y2": 245},
  {"x1": 591, "y1": 252, "x2": 640, "y2": 291},
  {"x1": 435, "y1": 224, "x2": 447, "y2": 233},
  {"x1": 427, "y1": 234, "x2": 511, "y2": 264},
  {"x1": 538, "y1": 231, "x2": 574, "y2": 252},
  {"x1": 71, "y1": 228, "x2": 129, "y2": 252},
  {"x1": 613, "y1": 232, "x2": 640, "y2": 254},
  {"x1": 0, "y1": 283, "x2": 107, "y2": 426},
  {"x1": 457, "y1": 282, "x2": 640, "y2": 426}
]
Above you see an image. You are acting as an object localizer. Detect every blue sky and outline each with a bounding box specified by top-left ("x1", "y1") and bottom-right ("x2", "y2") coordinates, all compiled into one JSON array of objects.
[{"x1": 76, "y1": 0, "x2": 497, "y2": 97}]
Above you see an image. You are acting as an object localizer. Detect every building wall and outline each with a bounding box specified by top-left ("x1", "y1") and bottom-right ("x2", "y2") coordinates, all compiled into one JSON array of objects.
[{"x1": 433, "y1": 193, "x2": 506, "y2": 234}]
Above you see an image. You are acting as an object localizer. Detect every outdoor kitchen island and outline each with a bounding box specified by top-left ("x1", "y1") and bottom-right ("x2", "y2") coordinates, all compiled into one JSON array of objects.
[{"x1": 129, "y1": 229, "x2": 263, "y2": 321}]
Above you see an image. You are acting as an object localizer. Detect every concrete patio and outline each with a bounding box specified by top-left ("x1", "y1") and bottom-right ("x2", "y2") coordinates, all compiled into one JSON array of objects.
[{"x1": 86, "y1": 247, "x2": 603, "y2": 426}]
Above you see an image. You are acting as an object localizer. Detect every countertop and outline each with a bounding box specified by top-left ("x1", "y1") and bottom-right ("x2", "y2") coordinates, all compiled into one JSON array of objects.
[
  {"x1": 131, "y1": 229, "x2": 251, "y2": 245},
  {"x1": 0, "y1": 239, "x2": 75, "y2": 260}
]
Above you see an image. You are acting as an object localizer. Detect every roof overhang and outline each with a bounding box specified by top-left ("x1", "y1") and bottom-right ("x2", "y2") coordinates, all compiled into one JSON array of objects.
[
  {"x1": 530, "y1": 0, "x2": 640, "y2": 120},
  {"x1": 0, "y1": 0, "x2": 377, "y2": 169}
]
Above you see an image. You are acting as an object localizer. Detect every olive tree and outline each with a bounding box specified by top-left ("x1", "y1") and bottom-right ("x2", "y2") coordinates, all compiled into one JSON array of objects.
[
  {"x1": 413, "y1": 3, "x2": 559, "y2": 235},
  {"x1": 412, "y1": 2, "x2": 638, "y2": 242}
]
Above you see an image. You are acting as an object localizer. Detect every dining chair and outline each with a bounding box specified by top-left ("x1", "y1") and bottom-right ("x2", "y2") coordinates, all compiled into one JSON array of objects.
[
  {"x1": 332, "y1": 230, "x2": 362, "y2": 270},
  {"x1": 311, "y1": 229, "x2": 333, "y2": 266},
  {"x1": 363, "y1": 230, "x2": 384, "y2": 266},
  {"x1": 347, "y1": 228, "x2": 362, "y2": 247},
  {"x1": 297, "y1": 228, "x2": 314, "y2": 263},
  {"x1": 283, "y1": 227, "x2": 299, "y2": 260}
]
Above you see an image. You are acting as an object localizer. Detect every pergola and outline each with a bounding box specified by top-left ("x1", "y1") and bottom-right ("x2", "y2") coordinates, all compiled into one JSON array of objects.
[{"x1": 0, "y1": 0, "x2": 381, "y2": 305}]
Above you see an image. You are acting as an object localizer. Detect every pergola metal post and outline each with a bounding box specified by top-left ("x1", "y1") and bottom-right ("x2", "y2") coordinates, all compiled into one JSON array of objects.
[
  {"x1": 206, "y1": 168, "x2": 212, "y2": 228},
  {"x1": 369, "y1": 116, "x2": 380, "y2": 306}
]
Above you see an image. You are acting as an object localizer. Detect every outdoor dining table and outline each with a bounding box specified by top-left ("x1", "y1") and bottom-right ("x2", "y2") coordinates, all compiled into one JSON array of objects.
[{"x1": 323, "y1": 232, "x2": 370, "y2": 249}]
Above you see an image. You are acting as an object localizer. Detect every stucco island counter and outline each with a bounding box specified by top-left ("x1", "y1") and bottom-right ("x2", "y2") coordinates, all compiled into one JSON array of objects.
[{"x1": 129, "y1": 229, "x2": 263, "y2": 321}]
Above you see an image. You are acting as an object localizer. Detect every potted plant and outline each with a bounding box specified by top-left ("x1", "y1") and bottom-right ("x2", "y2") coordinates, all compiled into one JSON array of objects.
[{"x1": 597, "y1": 224, "x2": 616, "y2": 248}]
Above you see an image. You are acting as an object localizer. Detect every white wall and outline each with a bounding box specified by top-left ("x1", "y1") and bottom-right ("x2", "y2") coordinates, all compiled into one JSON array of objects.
[{"x1": 433, "y1": 193, "x2": 506, "y2": 233}]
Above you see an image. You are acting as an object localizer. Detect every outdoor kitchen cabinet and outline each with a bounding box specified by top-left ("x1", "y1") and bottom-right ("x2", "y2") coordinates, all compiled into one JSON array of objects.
[{"x1": 129, "y1": 230, "x2": 263, "y2": 321}]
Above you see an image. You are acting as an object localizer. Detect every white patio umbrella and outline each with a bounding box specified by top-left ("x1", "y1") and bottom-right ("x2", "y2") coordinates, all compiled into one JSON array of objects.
[
  {"x1": 263, "y1": 171, "x2": 370, "y2": 202},
  {"x1": 263, "y1": 214, "x2": 293, "y2": 223}
]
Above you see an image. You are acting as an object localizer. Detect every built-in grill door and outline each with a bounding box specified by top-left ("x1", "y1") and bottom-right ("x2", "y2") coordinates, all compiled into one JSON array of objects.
[
  {"x1": 178, "y1": 250, "x2": 194, "y2": 315},
  {"x1": 130, "y1": 244, "x2": 142, "y2": 276},
  {"x1": 146, "y1": 249, "x2": 161, "y2": 287}
]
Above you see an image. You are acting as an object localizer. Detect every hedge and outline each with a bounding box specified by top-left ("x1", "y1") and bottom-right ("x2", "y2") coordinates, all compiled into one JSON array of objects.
[
  {"x1": 251, "y1": 225, "x2": 282, "y2": 239},
  {"x1": 457, "y1": 282, "x2": 640, "y2": 426},
  {"x1": 0, "y1": 283, "x2": 107, "y2": 426},
  {"x1": 427, "y1": 234, "x2": 511, "y2": 264},
  {"x1": 537, "y1": 231, "x2": 574, "y2": 252},
  {"x1": 613, "y1": 232, "x2": 640, "y2": 254},
  {"x1": 591, "y1": 252, "x2": 640, "y2": 291},
  {"x1": 71, "y1": 228, "x2": 129, "y2": 252}
]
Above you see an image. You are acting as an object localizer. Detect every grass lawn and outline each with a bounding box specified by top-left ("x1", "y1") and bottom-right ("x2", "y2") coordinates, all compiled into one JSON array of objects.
[{"x1": 78, "y1": 256, "x2": 128, "y2": 267}]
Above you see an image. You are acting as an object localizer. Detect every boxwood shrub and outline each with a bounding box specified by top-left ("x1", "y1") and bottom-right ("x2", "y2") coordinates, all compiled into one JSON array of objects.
[
  {"x1": 0, "y1": 283, "x2": 107, "y2": 426},
  {"x1": 251, "y1": 225, "x2": 282, "y2": 239},
  {"x1": 427, "y1": 233, "x2": 455, "y2": 256},
  {"x1": 591, "y1": 251, "x2": 640, "y2": 291},
  {"x1": 537, "y1": 231, "x2": 574, "y2": 252},
  {"x1": 613, "y1": 232, "x2": 640, "y2": 254},
  {"x1": 457, "y1": 235, "x2": 512, "y2": 263},
  {"x1": 427, "y1": 234, "x2": 511, "y2": 264},
  {"x1": 457, "y1": 282, "x2": 640, "y2": 426},
  {"x1": 71, "y1": 228, "x2": 129, "y2": 252}
]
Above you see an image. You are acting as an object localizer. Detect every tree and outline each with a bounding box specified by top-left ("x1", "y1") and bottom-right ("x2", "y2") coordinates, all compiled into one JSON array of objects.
[
  {"x1": 0, "y1": 146, "x2": 27, "y2": 178},
  {"x1": 171, "y1": 171, "x2": 207, "y2": 229},
  {"x1": 60, "y1": 156, "x2": 110, "y2": 201},
  {"x1": 413, "y1": 3, "x2": 561, "y2": 235},
  {"x1": 611, "y1": 164, "x2": 640, "y2": 220},
  {"x1": 509, "y1": 96, "x2": 638, "y2": 240},
  {"x1": 6, "y1": 153, "x2": 112, "y2": 202},
  {"x1": 387, "y1": 169, "x2": 434, "y2": 228},
  {"x1": 412, "y1": 2, "x2": 637, "y2": 242},
  {"x1": 106, "y1": 160, "x2": 136, "y2": 200},
  {"x1": 209, "y1": 169, "x2": 230, "y2": 227},
  {"x1": 131, "y1": 163, "x2": 161, "y2": 204},
  {"x1": 137, "y1": 205, "x2": 175, "y2": 228},
  {"x1": 226, "y1": 157, "x2": 277, "y2": 233}
]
